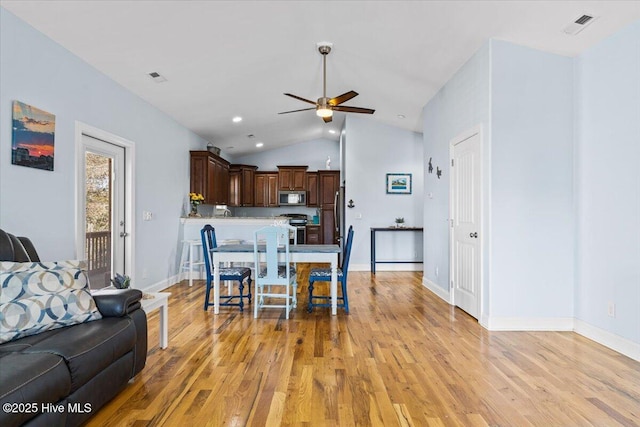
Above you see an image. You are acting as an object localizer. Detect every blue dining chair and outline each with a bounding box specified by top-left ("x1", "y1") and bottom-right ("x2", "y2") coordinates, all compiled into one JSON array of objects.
[
  {"x1": 201, "y1": 225, "x2": 252, "y2": 312},
  {"x1": 308, "y1": 225, "x2": 354, "y2": 313}
]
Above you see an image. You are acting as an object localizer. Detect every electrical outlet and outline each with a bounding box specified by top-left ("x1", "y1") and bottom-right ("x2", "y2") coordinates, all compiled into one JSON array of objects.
[
  {"x1": 142, "y1": 268, "x2": 148, "y2": 279},
  {"x1": 143, "y1": 211, "x2": 153, "y2": 221},
  {"x1": 355, "y1": 213, "x2": 362, "y2": 219},
  {"x1": 607, "y1": 302, "x2": 615, "y2": 318},
  {"x1": 435, "y1": 266, "x2": 439, "y2": 277}
]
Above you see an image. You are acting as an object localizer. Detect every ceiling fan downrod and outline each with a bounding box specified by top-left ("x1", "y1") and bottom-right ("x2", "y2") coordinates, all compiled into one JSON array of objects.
[
  {"x1": 319, "y1": 44, "x2": 331, "y2": 100},
  {"x1": 316, "y1": 44, "x2": 332, "y2": 115}
]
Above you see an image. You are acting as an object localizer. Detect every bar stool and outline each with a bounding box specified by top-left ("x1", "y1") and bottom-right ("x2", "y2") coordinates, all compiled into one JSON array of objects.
[{"x1": 180, "y1": 239, "x2": 204, "y2": 287}]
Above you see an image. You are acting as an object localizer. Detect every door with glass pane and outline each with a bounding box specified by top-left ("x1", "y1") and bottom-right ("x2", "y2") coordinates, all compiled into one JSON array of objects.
[{"x1": 82, "y1": 135, "x2": 126, "y2": 289}]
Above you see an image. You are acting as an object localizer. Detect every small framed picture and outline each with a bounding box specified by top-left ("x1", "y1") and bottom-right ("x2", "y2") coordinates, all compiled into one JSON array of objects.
[{"x1": 386, "y1": 173, "x2": 412, "y2": 194}]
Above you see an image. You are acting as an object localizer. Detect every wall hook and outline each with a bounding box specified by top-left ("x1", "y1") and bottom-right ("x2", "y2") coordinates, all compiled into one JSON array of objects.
[{"x1": 347, "y1": 199, "x2": 355, "y2": 208}]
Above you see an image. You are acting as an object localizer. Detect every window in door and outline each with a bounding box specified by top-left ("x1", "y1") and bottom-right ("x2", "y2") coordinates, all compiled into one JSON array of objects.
[{"x1": 81, "y1": 134, "x2": 126, "y2": 289}]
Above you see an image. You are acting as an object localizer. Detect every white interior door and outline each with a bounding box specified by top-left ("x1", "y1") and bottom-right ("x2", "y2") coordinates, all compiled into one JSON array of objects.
[
  {"x1": 451, "y1": 130, "x2": 481, "y2": 318},
  {"x1": 80, "y1": 134, "x2": 126, "y2": 288}
]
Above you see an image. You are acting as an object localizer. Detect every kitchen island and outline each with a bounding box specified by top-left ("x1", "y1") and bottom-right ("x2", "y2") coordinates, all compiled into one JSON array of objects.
[{"x1": 180, "y1": 216, "x2": 289, "y2": 243}]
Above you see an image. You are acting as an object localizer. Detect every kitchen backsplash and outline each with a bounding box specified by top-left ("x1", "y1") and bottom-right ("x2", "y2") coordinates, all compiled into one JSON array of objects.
[{"x1": 234, "y1": 206, "x2": 318, "y2": 219}]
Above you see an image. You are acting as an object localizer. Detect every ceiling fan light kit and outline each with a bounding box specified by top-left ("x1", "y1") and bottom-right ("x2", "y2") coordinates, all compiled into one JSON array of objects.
[
  {"x1": 279, "y1": 42, "x2": 375, "y2": 123},
  {"x1": 316, "y1": 97, "x2": 332, "y2": 118}
]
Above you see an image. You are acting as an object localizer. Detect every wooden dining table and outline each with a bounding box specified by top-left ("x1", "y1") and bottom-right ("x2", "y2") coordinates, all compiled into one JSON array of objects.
[{"x1": 210, "y1": 244, "x2": 341, "y2": 315}]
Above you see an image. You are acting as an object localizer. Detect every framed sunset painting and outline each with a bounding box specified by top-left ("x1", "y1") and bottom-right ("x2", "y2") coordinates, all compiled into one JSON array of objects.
[{"x1": 11, "y1": 100, "x2": 55, "y2": 171}]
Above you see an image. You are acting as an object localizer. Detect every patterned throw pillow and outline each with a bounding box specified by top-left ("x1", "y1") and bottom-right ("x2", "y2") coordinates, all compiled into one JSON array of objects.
[{"x1": 0, "y1": 260, "x2": 102, "y2": 344}]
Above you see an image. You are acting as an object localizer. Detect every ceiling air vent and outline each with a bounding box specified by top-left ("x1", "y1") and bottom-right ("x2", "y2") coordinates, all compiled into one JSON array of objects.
[
  {"x1": 147, "y1": 71, "x2": 167, "y2": 83},
  {"x1": 563, "y1": 14, "x2": 596, "y2": 35}
]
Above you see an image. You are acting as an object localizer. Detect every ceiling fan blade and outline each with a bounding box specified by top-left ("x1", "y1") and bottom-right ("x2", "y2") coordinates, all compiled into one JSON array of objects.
[
  {"x1": 329, "y1": 90, "x2": 358, "y2": 106},
  {"x1": 284, "y1": 93, "x2": 317, "y2": 105},
  {"x1": 332, "y1": 105, "x2": 375, "y2": 114},
  {"x1": 323, "y1": 115, "x2": 333, "y2": 123},
  {"x1": 278, "y1": 107, "x2": 316, "y2": 114}
]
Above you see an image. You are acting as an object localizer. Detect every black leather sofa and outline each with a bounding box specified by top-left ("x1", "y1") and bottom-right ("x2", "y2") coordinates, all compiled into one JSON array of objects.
[{"x1": 0, "y1": 229, "x2": 147, "y2": 427}]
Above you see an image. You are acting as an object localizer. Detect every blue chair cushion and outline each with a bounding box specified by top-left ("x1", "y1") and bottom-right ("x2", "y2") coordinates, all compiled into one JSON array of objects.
[
  {"x1": 258, "y1": 265, "x2": 297, "y2": 279},
  {"x1": 309, "y1": 268, "x2": 344, "y2": 279},
  {"x1": 219, "y1": 266, "x2": 251, "y2": 278}
]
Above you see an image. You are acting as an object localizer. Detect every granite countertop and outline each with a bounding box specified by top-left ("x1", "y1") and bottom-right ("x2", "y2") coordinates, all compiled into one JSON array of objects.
[
  {"x1": 181, "y1": 216, "x2": 287, "y2": 219},
  {"x1": 180, "y1": 216, "x2": 288, "y2": 224}
]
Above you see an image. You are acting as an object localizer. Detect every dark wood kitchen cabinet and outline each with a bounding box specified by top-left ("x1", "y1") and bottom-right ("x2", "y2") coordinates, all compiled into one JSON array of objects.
[
  {"x1": 190, "y1": 151, "x2": 230, "y2": 205},
  {"x1": 277, "y1": 166, "x2": 308, "y2": 191},
  {"x1": 318, "y1": 170, "x2": 340, "y2": 244},
  {"x1": 229, "y1": 164, "x2": 257, "y2": 207},
  {"x1": 306, "y1": 172, "x2": 318, "y2": 207},
  {"x1": 254, "y1": 172, "x2": 279, "y2": 207},
  {"x1": 306, "y1": 225, "x2": 321, "y2": 244}
]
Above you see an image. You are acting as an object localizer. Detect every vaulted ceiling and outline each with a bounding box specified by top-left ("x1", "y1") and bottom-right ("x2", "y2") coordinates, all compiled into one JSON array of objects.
[{"x1": 2, "y1": 1, "x2": 639, "y2": 155}]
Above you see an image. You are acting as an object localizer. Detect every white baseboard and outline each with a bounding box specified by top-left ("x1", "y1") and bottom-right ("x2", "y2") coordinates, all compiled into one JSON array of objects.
[
  {"x1": 479, "y1": 313, "x2": 490, "y2": 329},
  {"x1": 574, "y1": 319, "x2": 640, "y2": 362},
  {"x1": 351, "y1": 263, "x2": 423, "y2": 272},
  {"x1": 422, "y1": 276, "x2": 451, "y2": 304},
  {"x1": 141, "y1": 274, "x2": 181, "y2": 293},
  {"x1": 485, "y1": 316, "x2": 574, "y2": 331},
  {"x1": 482, "y1": 316, "x2": 639, "y2": 362}
]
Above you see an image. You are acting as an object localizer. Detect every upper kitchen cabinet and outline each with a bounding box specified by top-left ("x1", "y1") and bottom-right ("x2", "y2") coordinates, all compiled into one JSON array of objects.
[
  {"x1": 254, "y1": 172, "x2": 279, "y2": 207},
  {"x1": 277, "y1": 166, "x2": 308, "y2": 191},
  {"x1": 190, "y1": 151, "x2": 230, "y2": 205},
  {"x1": 229, "y1": 164, "x2": 257, "y2": 207},
  {"x1": 306, "y1": 172, "x2": 318, "y2": 207}
]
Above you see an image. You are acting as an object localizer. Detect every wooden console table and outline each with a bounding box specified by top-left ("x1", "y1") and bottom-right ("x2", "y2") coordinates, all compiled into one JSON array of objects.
[{"x1": 370, "y1": 227, "x2": 424, "y2": 274}]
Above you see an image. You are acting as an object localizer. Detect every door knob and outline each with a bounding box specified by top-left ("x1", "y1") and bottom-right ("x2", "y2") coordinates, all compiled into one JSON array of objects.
[
  {"x1": 119, "y1": 231, "x2": 129, "y2": 238},
  {"x1": 471, "y1": 232, "x2": 478, "y2": 238}
]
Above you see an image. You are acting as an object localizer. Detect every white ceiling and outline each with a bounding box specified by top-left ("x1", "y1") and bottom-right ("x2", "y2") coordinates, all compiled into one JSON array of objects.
[{"x1": 2, "y1": 1, "x2": 639, "y2": 156}]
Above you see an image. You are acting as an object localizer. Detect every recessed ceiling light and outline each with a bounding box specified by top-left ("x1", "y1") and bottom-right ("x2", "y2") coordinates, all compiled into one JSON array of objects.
[
  {"x1": 256, "y1": 142, "x2": 264, "y2": 148},
  {"x1": 328, "y1": 129, "x2": 336, "y2": 134},
  {"x1": 232, "y1": 116, "x2": 242, "y2": 123},
  {"x1": 247, "y1": 134, "x2": 255, "y2": 138},
  {"x1": 397, "y1": 114, "x2": 405, "y2": 119}
]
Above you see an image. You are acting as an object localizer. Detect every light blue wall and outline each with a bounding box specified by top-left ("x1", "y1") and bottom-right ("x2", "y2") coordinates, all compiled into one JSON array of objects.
[
  {"x1": 423, "y1": 23, "x2": 640, "y2": 353},
  {"x1": 423, "y1": 40, "x2": 575, "y2": 323},
  {"x1": 344, "y1": 116, "x2": 423, "y2": 270},
  {"x1": 232, "y1": 118, "x2": 424, "y2": 269},
  {"x1": 231, "y1": 138, "x2": 339, "y2": 171},
  {"x1": 574, "y1": 21, "x2": 640, "y2": 343},
  {"x1": 422, "y1": 42, "x2": 490, "y2": 296},
  {"x1": 490, "y1": 41, "x2": 574, "y2": 319},
  {"x1": 0, "y1": 9, "x2": 208, "y2": 289}
]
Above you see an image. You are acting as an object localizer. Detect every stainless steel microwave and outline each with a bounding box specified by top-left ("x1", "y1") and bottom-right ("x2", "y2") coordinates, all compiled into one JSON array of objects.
[{"x1": 278, "y1": 190, "x2": 306, "y2": 206}]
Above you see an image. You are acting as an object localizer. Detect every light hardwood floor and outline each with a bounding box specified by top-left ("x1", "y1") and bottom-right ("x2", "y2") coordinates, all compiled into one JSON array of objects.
[{"x1": 87, "y1": 265, "x2": 640, "y2": 426}]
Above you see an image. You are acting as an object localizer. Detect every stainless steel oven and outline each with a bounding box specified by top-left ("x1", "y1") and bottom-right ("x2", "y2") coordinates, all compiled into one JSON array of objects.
[{"x1": 281, "y1": 213, "x2": 308, "y2": 244}]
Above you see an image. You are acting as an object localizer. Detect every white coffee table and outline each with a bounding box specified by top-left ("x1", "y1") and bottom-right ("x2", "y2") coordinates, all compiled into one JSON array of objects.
[{"x1": 141, "y1": 292, "x2": 170, "y2": 349}]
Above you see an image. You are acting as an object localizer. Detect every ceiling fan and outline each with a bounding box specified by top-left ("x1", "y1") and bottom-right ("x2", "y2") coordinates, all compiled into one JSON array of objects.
[{"x1": 279, "y1": 43, "x2": 375, "y2": 123}]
